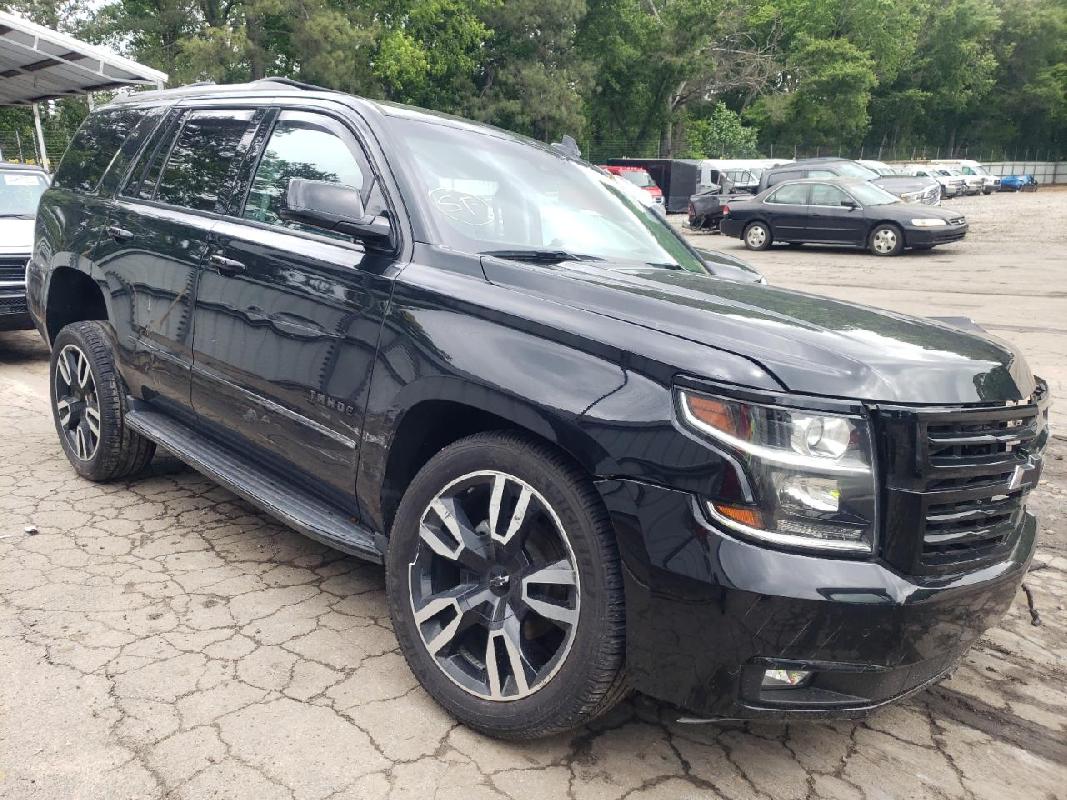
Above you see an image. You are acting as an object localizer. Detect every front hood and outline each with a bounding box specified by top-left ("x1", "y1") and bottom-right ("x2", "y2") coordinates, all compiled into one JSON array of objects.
[
  {"x1": 0, "y1": 218, "x2": 34, "y2": 254},
  {"x1": 873, "y1": 176, "x2": 936, "y2": 194},
  {"x1": 482, "y1": 260, "x2": 1035, "y2": 404}
]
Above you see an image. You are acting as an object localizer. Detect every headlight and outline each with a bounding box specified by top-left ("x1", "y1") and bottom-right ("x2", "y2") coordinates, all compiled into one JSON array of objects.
[
  {"x1": 910, "y1": 218, "x2": 947, "y2": 227},
  {"x1": 901, "y1": 191, "x2": 922, "y2": 203},
  {"x1": 677, "y1": 389, "x2": 877, "y2": 553}
]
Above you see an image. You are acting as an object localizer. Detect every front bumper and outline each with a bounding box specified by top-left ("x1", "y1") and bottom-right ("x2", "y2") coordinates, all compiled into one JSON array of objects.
[
  {"x1": 905, "y1": 223, "x2": 968, "y2": 246},
  {"x1": 0, "y1": 284, "x2": 32, "y2": 331},
  {"x1": 598, "y1": 479, "x2": 1036, "y2": 720}
]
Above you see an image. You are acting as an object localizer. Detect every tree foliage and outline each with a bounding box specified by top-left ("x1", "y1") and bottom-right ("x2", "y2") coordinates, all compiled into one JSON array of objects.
[{"x1": 1, "y1": 0, "x2": 1065, "y2": 161}]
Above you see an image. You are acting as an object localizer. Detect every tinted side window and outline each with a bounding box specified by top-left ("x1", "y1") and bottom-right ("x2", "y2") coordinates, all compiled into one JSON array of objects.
[
  {"x1": 810, "y1": 184, "x2": 849, "y2": 206},
  {"x1": 807, "y1": 170, "x2": 835, "y2": 178},
  {"x1": 52, "y1": 108, "x2": 145, "y2": 194},
  {"x1": 242, "y1": 111, "x2": 371, "y2": 230},
  {"x1": 767, "y1": 170, "x2": 801, "y2": 187},
  {"x1": 155, "y1": 110, "x2": 255, "y2": 212},
  {"x1": 767, "y1": 184, "x2": 809, "y2": 204}
]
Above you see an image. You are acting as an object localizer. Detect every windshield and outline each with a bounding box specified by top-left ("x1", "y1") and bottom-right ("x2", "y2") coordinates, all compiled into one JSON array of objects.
[
  {"x1": 620, "y1": 170, "x2": 655, "y2": 188},
  {"x1": 837, "y1": 162, "x2": 879, "y2": 179},
  {"x1": 388, "y1": 116, "x2": 704, "y2": 271},
  {"x1": 0, "y1": 169, "x2": 48, "y2": 217},
  {"x1": 849, "y1": 182, "x2": 900, "y2": 206}
]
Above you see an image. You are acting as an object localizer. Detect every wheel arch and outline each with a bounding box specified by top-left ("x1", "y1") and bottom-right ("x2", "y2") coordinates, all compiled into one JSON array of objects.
[
  {"x1": 369, "y1": 387, "x2": 615, "y2": 540},
  {"x1": 45, "y1": 267, "x2": 110, "y2": 347}
]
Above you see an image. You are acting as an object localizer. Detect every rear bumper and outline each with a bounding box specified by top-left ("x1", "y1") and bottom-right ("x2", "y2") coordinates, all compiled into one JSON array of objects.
[
  {"x1": 599, "y1": 479, "x2": 1035, "y2": 720},
  {"x1": 719, "y1": 217, "x2": 744, "y2": 238}
]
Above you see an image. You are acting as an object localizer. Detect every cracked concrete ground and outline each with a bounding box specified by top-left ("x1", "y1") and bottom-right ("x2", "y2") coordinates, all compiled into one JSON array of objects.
[{"x1": 3, "y1": 192, "x2": 1066, "y2": 799}]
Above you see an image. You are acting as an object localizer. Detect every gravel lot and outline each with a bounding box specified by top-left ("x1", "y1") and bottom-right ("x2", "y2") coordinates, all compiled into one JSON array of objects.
[{"x1": 1, "y1": 188, "x2": 1065, "y2": 800}]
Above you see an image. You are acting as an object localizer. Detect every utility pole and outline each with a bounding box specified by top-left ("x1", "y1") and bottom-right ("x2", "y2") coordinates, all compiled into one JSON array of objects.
[{"x1": 32, "y1": 103, "x2": 50, "y2": 172}]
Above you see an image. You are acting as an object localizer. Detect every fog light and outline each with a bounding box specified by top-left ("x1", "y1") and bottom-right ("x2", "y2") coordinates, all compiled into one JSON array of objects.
[{"x1": 762, "y1": 669, "x2": 812, "y2": 688}]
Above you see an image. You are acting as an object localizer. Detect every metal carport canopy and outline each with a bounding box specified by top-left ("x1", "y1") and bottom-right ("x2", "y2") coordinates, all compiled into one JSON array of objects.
[{"x1": 0, "y1": 10, "x2": 167, "y2": 106}]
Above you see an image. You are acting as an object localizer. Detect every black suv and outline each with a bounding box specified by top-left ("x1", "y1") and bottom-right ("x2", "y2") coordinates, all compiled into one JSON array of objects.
[{"x1": 28, "y1": 80, "x2": 1049, "y2": 739}]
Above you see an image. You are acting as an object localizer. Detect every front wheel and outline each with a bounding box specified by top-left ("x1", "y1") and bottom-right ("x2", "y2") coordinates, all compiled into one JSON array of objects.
[
  {"x1": 50, "y1": 321, "x2": 155, "y2": 481},
  {"x1": 744, "y1": 221, "x2": 772, "y2": 250},
  {"x1": 386, "y1": 432, "x2": 626, "y2": 739},
  {"x1": 869, "y1": 224, "x2": 904, "y2": 256}
]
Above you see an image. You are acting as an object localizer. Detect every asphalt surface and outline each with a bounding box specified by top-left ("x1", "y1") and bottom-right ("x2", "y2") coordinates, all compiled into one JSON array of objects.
[{"x1": 1, "y1": 188, "x2": 1065, "y2": 800}]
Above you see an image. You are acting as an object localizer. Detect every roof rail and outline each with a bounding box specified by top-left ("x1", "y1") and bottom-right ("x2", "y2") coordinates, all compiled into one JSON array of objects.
[{"x1": 253, "y1": 76, "x2": 339, "y2": 94}]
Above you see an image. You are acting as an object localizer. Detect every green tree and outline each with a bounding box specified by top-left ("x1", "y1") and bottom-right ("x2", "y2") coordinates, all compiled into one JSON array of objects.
[{"x1": 680, "y1": 102, "x2": 760, "y2": 157}]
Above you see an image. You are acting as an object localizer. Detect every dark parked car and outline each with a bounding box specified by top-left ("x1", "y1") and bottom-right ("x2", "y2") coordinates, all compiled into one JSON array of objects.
[
  {"x1": 720, "y1": 178, "x2": 968, "y2": 255},
  {"x1": 758, "y1": 158, "x2": 942, "y2": 205},
  {"x1": 29, "y1": 80, "x2": 1048, "y2": 739},
  {"x1": 1, "y1": 162, "x2": 49, "y2": 331}
]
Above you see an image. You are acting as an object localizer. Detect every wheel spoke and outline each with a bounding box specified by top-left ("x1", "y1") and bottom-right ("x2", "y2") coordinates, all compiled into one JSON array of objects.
[
  {"x1": 413, "y1": 584, "x2": 487, "y2": 654},
  {"x1": 56, "y1": 398, "x2": 73, "y2": 427},
  {"x1": 76, "y1": 352, "x2": 92, "y2": 389},
  {"x1": 74, "y1": 425, "x2": 89, "y2": 460},
  {"x1": 84, "y1": 405, "x2": 101, "y2": 438},
  {"x1": 494, "y1": 484, "x2": 531, "y2": 546},
  {"x1": 519, "y1": 594, "x2": 578, "y2": 627},
  {"x1": 422, "y1": 498, "x2": 490, "y2": 571},
  {"x1": 498, "y1": 616, "x2": 531, "y2": 695},
  {"x1": 57, "y1": 350, "x2": 73, "y2": 385},
  {"x1": 522, "y1": 559, "x2": 578, "y2": 588}
]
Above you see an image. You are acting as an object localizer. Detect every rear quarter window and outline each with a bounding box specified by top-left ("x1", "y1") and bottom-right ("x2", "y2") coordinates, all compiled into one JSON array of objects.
[{"x1": 52, "y1": 107, "x2": 147, "y2": 194}]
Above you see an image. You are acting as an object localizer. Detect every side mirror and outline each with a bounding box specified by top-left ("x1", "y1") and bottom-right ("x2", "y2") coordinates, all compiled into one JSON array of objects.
[
  {"x1": 281, "y1": 178, "x2": 392, "y2": 245},
  {"x1": 840, "y1": 199, "x2": 858, "y2": 209}
]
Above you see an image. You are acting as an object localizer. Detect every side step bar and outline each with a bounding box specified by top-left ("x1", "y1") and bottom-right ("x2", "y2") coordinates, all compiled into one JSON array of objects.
[{"x1": 125, "y1": 407, "x2": 383, "y2": 564}]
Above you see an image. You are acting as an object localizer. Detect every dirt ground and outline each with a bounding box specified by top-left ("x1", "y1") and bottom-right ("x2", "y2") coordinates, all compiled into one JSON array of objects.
[{"x1": 1, "y1": 188, "x2": 1065, "y2": 800}]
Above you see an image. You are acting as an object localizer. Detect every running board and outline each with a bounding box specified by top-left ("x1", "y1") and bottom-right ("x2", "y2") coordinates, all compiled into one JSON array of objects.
[{"x1": 125, "y1": 408, "x2": 383, "y2": 564}]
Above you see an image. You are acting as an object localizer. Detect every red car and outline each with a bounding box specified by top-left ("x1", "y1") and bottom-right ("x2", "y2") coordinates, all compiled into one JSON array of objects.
[{"x1": 599, "y1": 165, "x2": 664, "y2": 205}]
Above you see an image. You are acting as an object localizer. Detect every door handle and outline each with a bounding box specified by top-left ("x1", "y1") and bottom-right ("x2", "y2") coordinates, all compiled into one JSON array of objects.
[
  {"x1": 106, "y1": 225, "x2": 133, "y2": 241},
  {"x1": 208, "y1": 253, "x2": 246, "y2": 276}
]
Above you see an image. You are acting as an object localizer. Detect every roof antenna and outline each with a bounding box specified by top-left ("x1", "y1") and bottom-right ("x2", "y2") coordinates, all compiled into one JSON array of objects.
[{"x1": 551, "y1": 135, "x2": 581, "y2": 159}]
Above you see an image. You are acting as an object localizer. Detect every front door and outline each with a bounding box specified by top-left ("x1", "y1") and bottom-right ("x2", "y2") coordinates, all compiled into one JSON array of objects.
[
  {"x1": 95, "y1": 108, "x2": 261, "y2": 417},
  {"x1": 762, "y1": 182, "x2": 812, "y2": 241},
  {"x1": 808, "y1": 183, "x2": 867, "y2": 244},
  {"x1": 190, "y1": 108, "x2": 397, "y2": 512}
]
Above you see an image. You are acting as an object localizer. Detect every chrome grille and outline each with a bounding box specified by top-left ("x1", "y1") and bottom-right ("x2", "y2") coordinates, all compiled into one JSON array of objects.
[{"x1": 877, "y1": 385, "x2": 1049, "y2": 574}]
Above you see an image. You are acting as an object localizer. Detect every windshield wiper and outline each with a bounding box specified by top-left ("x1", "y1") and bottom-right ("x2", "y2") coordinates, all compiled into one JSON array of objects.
[
  {"x1": 480, "y1": 248, "x2": 604, "y2": 263},
  {"x1": 0, "y1": 213, "x2": 34, "y2": 219}
]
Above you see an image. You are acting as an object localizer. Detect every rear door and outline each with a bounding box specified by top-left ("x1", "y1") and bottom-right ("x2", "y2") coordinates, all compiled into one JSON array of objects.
[
  {"x1": 808, "y1": 183, "x2": 867, "y2": 244},
  {"x1": 189, "y1": 106, "x2": 398, "y2": 512},
  {"x1": 95, "y1": 107, "x2": 262, "y2": 418},
  {"x1": 762, "y1": 183, "x2": 812, "y2": 240}
]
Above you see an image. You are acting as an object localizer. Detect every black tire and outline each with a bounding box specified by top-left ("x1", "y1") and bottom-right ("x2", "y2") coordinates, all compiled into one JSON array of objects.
[
  {"x1": 869, "y1": 223, "x2": 904, "y2": 256},
  {"x1": 743, "y1": 221, "x2": 772, "y2": 250},
  {"x1": 386, "y1": 431, "x2": 627, "y2": 739},
  {"x1": 50, "y1": 321, "x2": 155, "y2": 482}
]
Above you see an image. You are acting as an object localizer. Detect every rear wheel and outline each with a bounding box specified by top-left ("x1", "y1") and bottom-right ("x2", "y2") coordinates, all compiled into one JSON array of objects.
[
  {"x1": 50, "y1": 321, "x2": 155, "y2": 481},
  {"x1": 869, "y1": 224, "x2": 904, "y2": 257},
  {"x1": 744, "y1": 221, "x2": 772, "y2": 251},
  {"x1": 386, "y1": 432, "x2": 626, "y2": 739}
]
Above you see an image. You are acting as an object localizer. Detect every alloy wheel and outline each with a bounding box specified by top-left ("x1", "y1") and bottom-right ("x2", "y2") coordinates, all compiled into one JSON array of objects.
[
  {"x1": 54, "y1": 344, "x2": 101, "y2": 461},
  {"x1": 872, "y1": 228, "x2": 898, "y2": 254},
  {"x1": 408, "y1": 470, "x2": 581, "y2": 701}
]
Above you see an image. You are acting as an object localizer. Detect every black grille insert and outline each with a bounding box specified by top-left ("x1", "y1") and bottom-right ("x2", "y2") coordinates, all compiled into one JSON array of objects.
[
  {"x1": 877, "y1": 393, "x2": 1048, "y2": 574},
  {"x1": 0, "y1": 256, "x2": 27, "y2": 283}
]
